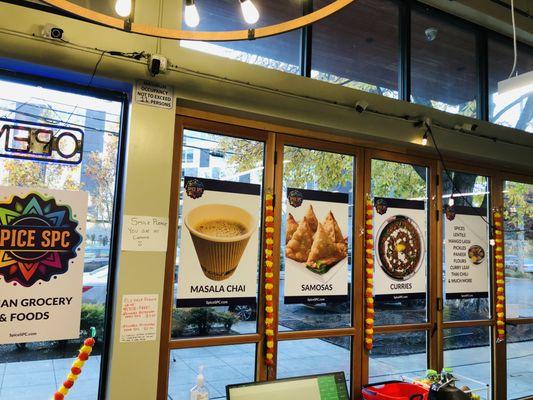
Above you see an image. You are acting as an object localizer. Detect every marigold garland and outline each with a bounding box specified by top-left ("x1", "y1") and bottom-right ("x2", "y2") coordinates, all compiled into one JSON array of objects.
[
  {"x1": 52, "y1": 336, "x2": 96, "y2": 400},
  {"x1": 493, "y1": 209, "x2": 505, "y2": 343},
  {"x1": 364, "y1": 196, "x2": 375, "y2": 351},
  {"x1": 264, "y1": 193, "x2": 275, "y2": 366}
]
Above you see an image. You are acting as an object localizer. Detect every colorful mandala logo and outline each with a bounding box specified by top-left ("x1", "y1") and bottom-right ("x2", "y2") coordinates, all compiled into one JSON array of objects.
[{"x1": 0, "y1": 193, "x2": 82, "y2": 287}]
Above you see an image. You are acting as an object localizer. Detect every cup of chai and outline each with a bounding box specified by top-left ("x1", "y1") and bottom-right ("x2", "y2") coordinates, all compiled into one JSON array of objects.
[{"x1": 185, "y1": 204, "x2": 257, "y2": 281}]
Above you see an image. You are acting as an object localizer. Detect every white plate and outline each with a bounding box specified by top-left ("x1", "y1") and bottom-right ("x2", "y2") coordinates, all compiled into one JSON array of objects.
[{"x1": 286, "y1": 256, "x2": 347, "y2": 284}]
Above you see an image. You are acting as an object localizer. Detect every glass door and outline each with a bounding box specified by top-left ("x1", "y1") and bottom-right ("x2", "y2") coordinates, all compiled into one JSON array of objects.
[
  {"x1": 271, "y1": 135, "x2": 362, "y2": 395},
  {"x1": 364, "y1": 150, "x2": 437, "y2": 385},
  {"x1": 159, "y1": 117, "x2": 275, "y2": 399}
]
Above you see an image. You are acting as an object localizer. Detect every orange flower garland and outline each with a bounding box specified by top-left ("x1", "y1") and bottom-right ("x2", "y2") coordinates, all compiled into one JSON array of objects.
[
  {"x1": 52, "y1": 336, "x2": 96, "y2": 400},
  {"x1": 493, "y1": 209, "x2": 505, "y2": 343},
  {"x1": 364, "y1": 197, "x2": 375, "y2": 351},
  {"x1": 264, "y1": 193, "x2": 275, "y2": 366}
]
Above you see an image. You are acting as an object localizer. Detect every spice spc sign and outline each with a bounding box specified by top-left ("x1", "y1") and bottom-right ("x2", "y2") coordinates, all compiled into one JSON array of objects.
[
  {"x1": 134, "y1": 80, "x2": 174, "y2": 109},
  {"x1": 0, "y1": 187, "x2": 87, "y2": 344}
]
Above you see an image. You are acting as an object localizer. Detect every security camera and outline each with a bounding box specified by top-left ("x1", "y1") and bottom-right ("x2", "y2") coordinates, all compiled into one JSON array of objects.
[
  {"x1": 355, "y1": 100, "x2": 369, "y2": 113},
  {"x1": 454, "y1": 123, "x2": 478, "y2": 132},
  {"x1": 148, "y1": 54, "x2": 168, "y2": 76},
  {"x1": 424, "y1": 27, "x2": 438, "y2": 42},
  {"x1": 42, "y1": 23, "x2": 64, "y2": 40}
]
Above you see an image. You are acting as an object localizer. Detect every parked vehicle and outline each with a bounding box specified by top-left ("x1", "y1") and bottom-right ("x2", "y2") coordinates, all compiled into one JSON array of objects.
[{"x1": 82, "y1": 265, "x2": 108, "y2": 304}]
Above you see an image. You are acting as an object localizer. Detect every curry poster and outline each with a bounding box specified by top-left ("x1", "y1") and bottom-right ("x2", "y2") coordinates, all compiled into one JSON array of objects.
[
  {"x1": 373, "y1": 197, "x2": 427, "y2": 301},
  {"x1": 444, "y1": 205, "x2": 489, "y2": 299},
  {"x1": 176, "y1": 177, "x2": 261, "y2": 308},
  {"x1": 284, "y1": 188, "x2": 350, "y2": 304},
  {"x1": 0, "y1": 187, "x2": 87, "y2": 344}
]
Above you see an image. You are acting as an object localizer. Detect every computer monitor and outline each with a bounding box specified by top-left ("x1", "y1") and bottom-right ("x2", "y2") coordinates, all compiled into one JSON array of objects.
[{"x1": 226, "y1": 371, "x2": 349, "y2": 400}]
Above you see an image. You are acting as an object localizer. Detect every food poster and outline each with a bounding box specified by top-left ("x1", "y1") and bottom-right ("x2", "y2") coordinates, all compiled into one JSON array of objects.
[
  {"x1": 444, "y1": 205, "x2": 489, "y2": 299},
  {"x1": 373, "y1": 197, "x2": 427, "y2": 301},
  {"x1": 0, "y1": 187, "x2": 88, "y2": 344},
  {"x1": 284, "y1": 188, "x2": 350, "y2": 304},
  {"x1": 176, "y1": 177, "x2": 261, "y2": 308}
]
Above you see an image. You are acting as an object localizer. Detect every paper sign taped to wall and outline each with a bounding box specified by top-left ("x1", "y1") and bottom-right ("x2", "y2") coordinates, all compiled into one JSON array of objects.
[
  {"x1": 121, "y1": 215, "x2": 169, "y2": 252},
  {"x1": 119, "y1": 294, "x2": 158, "y2": 343},
  {"x1": 134, "y1": 80, "x2": 174, "y2": 109}
]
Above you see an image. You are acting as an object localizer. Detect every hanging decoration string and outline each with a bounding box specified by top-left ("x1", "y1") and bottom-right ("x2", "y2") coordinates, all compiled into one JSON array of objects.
[
  {"x1": 52, "y1": 333, "x2": 96, "y2": 400},
  {"x1": 264, "y1": 192, "x2": 275, "y2": 366},
  {"x1": 493, "y1": 209, "x2": 506, "y2": 343},
  {"x1": 364, "y1": 195, "x2": 375, "y2": 351}
]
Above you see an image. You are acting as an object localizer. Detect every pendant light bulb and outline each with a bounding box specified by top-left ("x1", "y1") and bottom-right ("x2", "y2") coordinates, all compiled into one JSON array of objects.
[
  {"x1": 115, "y1": 0, "x2": 132, "y2": 17},
  {"x1": 240, "y1": 0, "x2": 259, "y2": 24},
  {"x1": 448, "y1": 197, "x2": 454, "y2": 207},
  {"x1": 421, "y1": 131, "x2": 428, "y2": 146},
  {"x1": 184, "y1": 0, "x2": 200, "y2": 28}
]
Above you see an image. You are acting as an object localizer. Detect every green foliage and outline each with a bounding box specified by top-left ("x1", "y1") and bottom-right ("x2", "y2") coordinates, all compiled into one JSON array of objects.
[
  {"x1": 371, "y1": 159, "x2": 426, "y2": 199},
  {"x1": 171, "y1": 308, "x2": 240, "y2": 336},
  {"x1": 79, "y1": 303, "x2": 106, "y2": 338},
  {"x1": 504, "y1": 181, "x2": 533, "y2": 230}
]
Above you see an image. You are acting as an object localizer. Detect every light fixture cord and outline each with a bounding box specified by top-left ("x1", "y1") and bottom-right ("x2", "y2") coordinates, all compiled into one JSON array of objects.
[{"x1": 508, "y1": 0, "x2": 518, "y2": 79}]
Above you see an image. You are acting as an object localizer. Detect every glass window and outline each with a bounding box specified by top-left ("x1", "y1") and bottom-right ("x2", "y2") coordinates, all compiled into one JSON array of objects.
[
  {"x1": 504, "y1": 181, "x2": 533, "y2": 319},
  {"x1": 0, "y1": 78, "x2": 122, "y2": 399},
  {"x1": 488, "y1": 38, "x2": 533, "y2": 132},
  {"x1": 168, "y1": 343, "x2": 256, "y2": 400},
  {"x1": 311, "y1": 0, "x2": 399, "y2": 99},
  {"x1": 507, "y1": 323, "x2": 533, "y2": 399},
  {"x1": 444, "y1": 327, "x2": 491, "y2": 399},
  {"x1": 371, "y1": 159, "x2": 428, "y2": 325},
  {"x1": 369, "y1": 332, "x2": 427, "y2": 383},
  {"x1": 181, "y1": 0, "x2": 301, "y2": 75},
  {"x1": 172, "y1": 130, "x2": 264, "y2": 338},
  {"x1": 279, "y1": 146, "x2": 354, "y2": 331},
  {"x1": 442, "y1": 171, "x2": 490, "y2": 321},
  {"x1": 411, "y1": 8, "x2": 478, "y2": 117},
  {"x1": 277, "y1": 337, "x2": 351, "y2": 392}
]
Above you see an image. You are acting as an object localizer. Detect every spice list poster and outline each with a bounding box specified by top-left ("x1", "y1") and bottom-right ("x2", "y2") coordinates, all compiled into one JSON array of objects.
[
  {"x1": 0, "y1": 187, "x2": 87, "y2": 344},
  {"x1": 444, "y1": 205, "x2": 489, "y2": 299},
  {"x1": 176, "y1": 177, "x2": 261, "y2": 308}
]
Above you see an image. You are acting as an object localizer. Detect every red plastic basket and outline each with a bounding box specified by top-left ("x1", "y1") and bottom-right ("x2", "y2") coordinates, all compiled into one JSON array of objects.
[{"x1": 362, "y1": 380, "x2": 428, "y2": 400}]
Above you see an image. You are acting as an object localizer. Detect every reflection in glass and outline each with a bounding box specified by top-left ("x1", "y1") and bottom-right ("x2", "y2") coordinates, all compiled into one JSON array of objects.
[
  {"x1": 504, "y1": 181, "x2": 533, "y2": 319},
  {"x1": 369, "y1": 332, "x2": 427, "y2": 383},
  {"x1": 168, "y1": 344, "x2": 256, "y2": 400},
  {"x1": 173, "y1": 130, "x2": 265, "y2": 338},
  {"x1": 277, "y1": 337, "x2": 351, "y2": 393},
  {"x1": 311, "y1": 0, "x2": 399, "y2": 99},
  {"x1": 411, "y1": 8, "x2": 477, "y2": 117},
  {"x1": 279, "y1": 146, "x2": 354, "y2": 331},
  {"x1": 488, "y1": 38, "x2": 533, "y2": 133},
  {"x1": 507, "y1": 324, "x2": 533, "y2": 399},
  {"x1": 442, "y1": 172, "x2": 490, "y2": 321},
  {"x1": 371, "y1": 159, "x2": 428, "y2": 325},
  {"x1": 181, "y1": 0, "x2": 301, "y2": 75},
  {"x1": 444, "y1": 327, "x2": 491, "y2": 399},
  {"x1": 0, "y1": 78, "x2": 122, "y2": 400}
]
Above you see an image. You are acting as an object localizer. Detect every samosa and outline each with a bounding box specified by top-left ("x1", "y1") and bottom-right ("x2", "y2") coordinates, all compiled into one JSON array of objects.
[
  {"x1": 285, "y1": 217, "x2": 314, "y2": 262},
  {"x1": 306, "y1": 223, "x2": 347, "y2": 274},
  {"x1": 304, "y1": 205, "x2": 318, "y2": 233},
  {"x1": 285, "y1": 213, "x2": 298, "y2": 244},
  {"x1": 323, "y1": 211, "x2": 344, "y2": 243}
]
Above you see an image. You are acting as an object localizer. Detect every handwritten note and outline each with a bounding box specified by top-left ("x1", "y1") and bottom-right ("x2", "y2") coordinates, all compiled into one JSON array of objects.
[
  {"x1": 119, "y1": 294, "x2": 158, "y2": 343},
  {"x1": 121, "y1": 215, "x2": 169, "y2": 252}
]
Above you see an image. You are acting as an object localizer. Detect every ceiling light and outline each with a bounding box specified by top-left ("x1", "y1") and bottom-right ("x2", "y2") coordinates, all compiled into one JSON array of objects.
[
  {"x1": 498, "y1": 70, "x2": 533, "y2": 95},
  {"x1": 448, "y1": 197, "x2": 454, "y2": 207},
  {"x1": 184, "y1": 0, "x2": 200, "y2": 28},
  {"x1": 421, "y1": 130, "x2": 428, "y2": 146},
  {"x1": 115, "y1": 0, "x2": 132, "y2": 17},
  {"x1": 240, "y1": 0, "x2": 260, "y2": 25}
]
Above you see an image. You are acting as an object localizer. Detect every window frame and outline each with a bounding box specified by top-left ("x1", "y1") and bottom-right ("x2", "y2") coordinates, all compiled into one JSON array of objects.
[{"x1": 0, "y1": 68, "x2": 128, "y2": 400}]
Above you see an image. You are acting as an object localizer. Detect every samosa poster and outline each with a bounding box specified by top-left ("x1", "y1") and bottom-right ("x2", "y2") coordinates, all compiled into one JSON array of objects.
[{"x1": 284, "y1": 188, "x2": 350, "y2": 304}]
